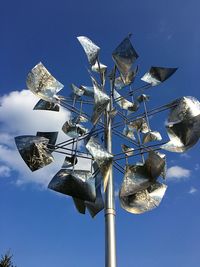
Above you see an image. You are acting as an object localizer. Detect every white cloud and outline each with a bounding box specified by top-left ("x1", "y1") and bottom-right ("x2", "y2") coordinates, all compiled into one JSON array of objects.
[
  {"x1": 166, "y1": 165, "x2": 191, "y2": 181},
  {"x1": 195, "y1": 163, "x2": 200, "y2": 171},
  {"x1": 180, "y1": 153, "x2": 191, "y2": 159},
  {"x1": 188, "y1": 186, "x2": 198, "y2": 195},
  {"x1": 0, "y1": 89, "x2": 74, "y2": 187}
]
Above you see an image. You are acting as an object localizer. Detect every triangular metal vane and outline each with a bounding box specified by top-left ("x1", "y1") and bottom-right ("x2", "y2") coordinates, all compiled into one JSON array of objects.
[
  {"x1": 77, "y1": 36, "x2": 100, "y2": 66},
  {"x1": 128, "y1": 118, "x2": 149, "y2": 134},
  {"x1": 112, "y1": 35, "x2": 139, "y2": 77},
  {"x1": 141, "y1": 66, "x2": 178, "y2": 86},
  {"x1": 123, "y1": 125, "x2": 136, "y2": 140},
  {"x1": 142, "y1": 131, "x2": 162, "y2": 144},
  {"x1": 33, "y1": 99, "x2": 60, "y2": 112},
  {"x1": 113, "y1": 89, "x2": 138, "y2": 112},
  {"x1": 91, "y1": 77, "x2": 110, "y2": 125},
  {"x1": 119, "y1": 182, "x2": 167, "y2": 214},
  {"x1": 15, "y1": 135, "x2": 54, "y2": 171},
  {"x1": 80, "y1": 85, "x2": 94, "y2": 98},
  {"x1": 48, "y1": 169, "x2": 96, "y2": 202},
  {"x1": 91, "y1": 61, "x2": 107, "y2": 73},
  {"x1": 62, "y1": 121, "x2": 88, "y2": 138},
  {"x1": 26, "y1": 62, "x2": 64, "y2": 103},
  {"x1": 86, "y1": 136, "x2": 113, "y2": 190},
  {"x1": 71, "y1": 115, "x2": 88, "y2": 124},
  {"x1": 71, "y1": 83, "x2": 85, "y2": 96}
]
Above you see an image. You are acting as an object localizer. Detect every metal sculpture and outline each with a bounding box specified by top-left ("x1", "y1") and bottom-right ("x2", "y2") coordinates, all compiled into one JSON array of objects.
[{"x1": 15, "y1": 34, "x2": 200, "y2": 267}]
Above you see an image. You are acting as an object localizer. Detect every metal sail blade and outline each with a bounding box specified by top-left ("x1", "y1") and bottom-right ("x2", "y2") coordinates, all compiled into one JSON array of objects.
[
  {"x1": 73, "y1": 197, "x2": 86, "y2": 214},
  {"x1": 91, "y1": 61, "x2": 107, "y2": 73},
  {"x1": 36, "y1": 132, "x2": 58, "y2": 147},
  {"x1": 33, "y1": 99, "x2": 60, "y2": 112},
  {"x1": 91, "y1": 77, "x2": 110, "y2": 125},
  {"x1": 123, "y1": 125, "x2": 136, "y2": 140},
  {"x1": 113, "y1": 89, "x2": 138, "y2": 112},
  {"x1": 62, "y1": 155, "x2": 78, "y2": 168},
  {"x1": 121, "y1": 144, "x2": 134, "y2": 156},
  {"x1": 62, "y1": 121, "x2": 88, "y2": 138},
  {"x1": 119, "y1": 182, "x2": 167, "y2": 214},
  {"x1": 26, "y1": 62, "x2": 64, "y2": 102},
  {"x1": 48, "y1": 169, "x2": 96, "y2": 202},
  {"x1": 71, "y1": 83, "x2": 85, "y2": 96},
  {"x1": 86, "y1": 136, "x2": 113, "y2": 190},
  {"x1": 144, "y1": 151, "x2": 166, "y2": 180},
  {"x1": 128, "y1": 118, "x2": 149, "y2": 134},
  {"x1": 80, "y1": 85, "x2": 94, "y2": 98},
  {"x1": 142, "y1": 131, "x2": 162, "y2": 144},
  {"x1": 112, "y1": 34, "x2": 139, "y2": 77},
  {"x1": 137, "y1": 94, "x2": 150, "y2": 103},
  {"x1": 15, "y1": 135, "x2": 54, "y2": 171},
  {"x1": 77, "y1": 36, "x2": 100, "y2": 66},
  {"x1": 161, "y1": 96, "x2": 200, "y2": 152},
  {"x1": 141, "y1": 66, "x2": 178, "y2": 86},
  {"x1": 85, "y1": 168, "x2": 104, "y2": 217}
]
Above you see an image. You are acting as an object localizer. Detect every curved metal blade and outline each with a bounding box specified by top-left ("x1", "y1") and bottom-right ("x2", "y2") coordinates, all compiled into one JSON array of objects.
[
  {"x1": 112, "y1": 35, "x2": 139, "y2": 77},
  {"x1": 85, "y1": 170, "x2": 104, "y2": 217},
  {"x1": 73, "y1": 197, "x2": 86, "y2": 214},
  {"x1": 77, "y1": 36, "x2": 100, "y2": 66},
  {"x1": 71, "y1": 83, "x2": 85, "y2": 96},
  {"x1": 144, "y1": 151, "x2": 166, "y2": 180},
  {"x1": 26, "y1": 62, "x2": 64, "y2": 102},
  {"x1": 15, "y1": 135, "x2": 54, "y2": 171},
  {"x1": 91, "y1": 61, "x2": 107, "y2": 73},
  {"x1": 62, "y1": 121, "x2": 88, "y2": 138},
  {"x1": 80, "y1": 86, "x2": 94, "y2": 98},
  {"x1": 141, "y1": 66, "x2": 177, "y2": 86},
  {"x1": 161, "y1": 96, "x2": 200, "y2": 152},
  {"x1": 86, "y1": 136, "x2": 113, "y2": 190},
  {"x1": 91, "y1": 77, "x2": 110, "y2": 125},
  {"x1": 123, "y1": 125, "x2": 136, "y2": 140},
  {"x1": 33, "y1": 99, "x2": 60, "y2": 112},
  {"x1": 119, "y1": 182, "x2": 167, "y2": 214},
  {"x1": 48, "y1": 169, "x2": 96, "y2": 202},
  {"x1": 142, "y1": 131, "x2": 162, "y2": 144}
]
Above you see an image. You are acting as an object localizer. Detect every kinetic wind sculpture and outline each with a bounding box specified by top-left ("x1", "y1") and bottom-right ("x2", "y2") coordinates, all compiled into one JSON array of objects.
[{"x1": 15, "y1": 35, "x2": 200, "y2": 267}]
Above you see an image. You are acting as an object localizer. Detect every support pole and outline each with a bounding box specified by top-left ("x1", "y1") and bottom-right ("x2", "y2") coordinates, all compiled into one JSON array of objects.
[{"x1": 104, "y1": 75, "x2": 117, "y2": 267}]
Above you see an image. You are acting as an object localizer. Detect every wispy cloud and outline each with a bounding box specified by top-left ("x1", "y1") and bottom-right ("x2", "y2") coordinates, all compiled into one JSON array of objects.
[
  {"x1": 188, "y1": 186, "x2": 198, "y2": 195},
  {"x1": 0, "y1": 90, "x2": 73, "y2": 187},
  {"x1": 180, "y1": 153, "x2": 191, "y2": 159},
  {"x1": 166, "y1": 165, "x2": 191, "y2": 181}
]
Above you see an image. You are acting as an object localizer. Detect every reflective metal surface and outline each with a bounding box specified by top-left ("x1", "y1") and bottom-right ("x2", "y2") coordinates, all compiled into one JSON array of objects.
[
  {"x1": 62, "y1": 121, "x2": 88, "y2": 138},
  {"x1": 80, "y1": 85, "x2": 94, "y2": 98},
  {"x1": 36, "y1": 132, "x2": 58, "y2": 147},
  {"x1": 113, "y1": 89, "x2": 138, "y2": 112},
  {"x1": 71, "y1": 83, "x2": 84, "y2": 96},
  {"x1": 77, "y1": 36, "x2": 100, "y2": 66},
  {"x1": 144, "y1": 151, "x2": 166, "y2": 179},
  {"x1": 120, "y1": 182, "x2": 167, "y2": 214},
  {"x1": 123, "y1": 125, "x2": 136, "y2": 140},
  {"x1": 15, "y1": 135, "x2": 54, "y2": 171},
  {"x1": 33, "y1": 99, "x2": 60, "y2": 112},
  {"x1": 73, "y1": 197, "x2": 86, "y2": 214},
  {"x1": 112, "y1": 35, "x2": 138, "y2": 77},
  {"x1": 161, "y1": 96, "x2": 200, "y2": 152},
  {"x1": 142, "y1": 131, "x2": 162, "y2": 144},
  {"x1": 141, "y1": 66, "x2": 177, "y2": 86},
  {"x1": 62, "y1": 155, "x2": 78, "y2": 168},
  {"x1": 71, "y1": 115, "x2": 88, "y2": 124},
  {"x1": 121, "y1": 144, "x2": 134, "y2": 156},
  {"x1": 85, "y1": 168, "x2": 104, "y2": 217},
  {"x1": 86, "y1": 136, "x2": 113, "y2": 190},
  {"x1": 91, "y1": 61, "x2": 107, "y2": 73},
  {"x1": 91, "y1": 77, "x2": 110, "y2": 125},
  {"x1": 26, "y1": 62, "x2": 64, "y2": 102},
  {"x1": 137, "y1": 94, "x2": 150, "y2": 103},
  {"x1": 48, "y1": 169, "x2": 96, "y2": 202},
  {"x1": 128, "y1": 118, "x2": 149, "y2": 133}
]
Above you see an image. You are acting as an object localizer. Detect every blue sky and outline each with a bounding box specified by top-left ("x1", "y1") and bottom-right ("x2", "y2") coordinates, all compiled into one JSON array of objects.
[{"x1": 0, "y1": 0, "x2": 200, "y2": 266}]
